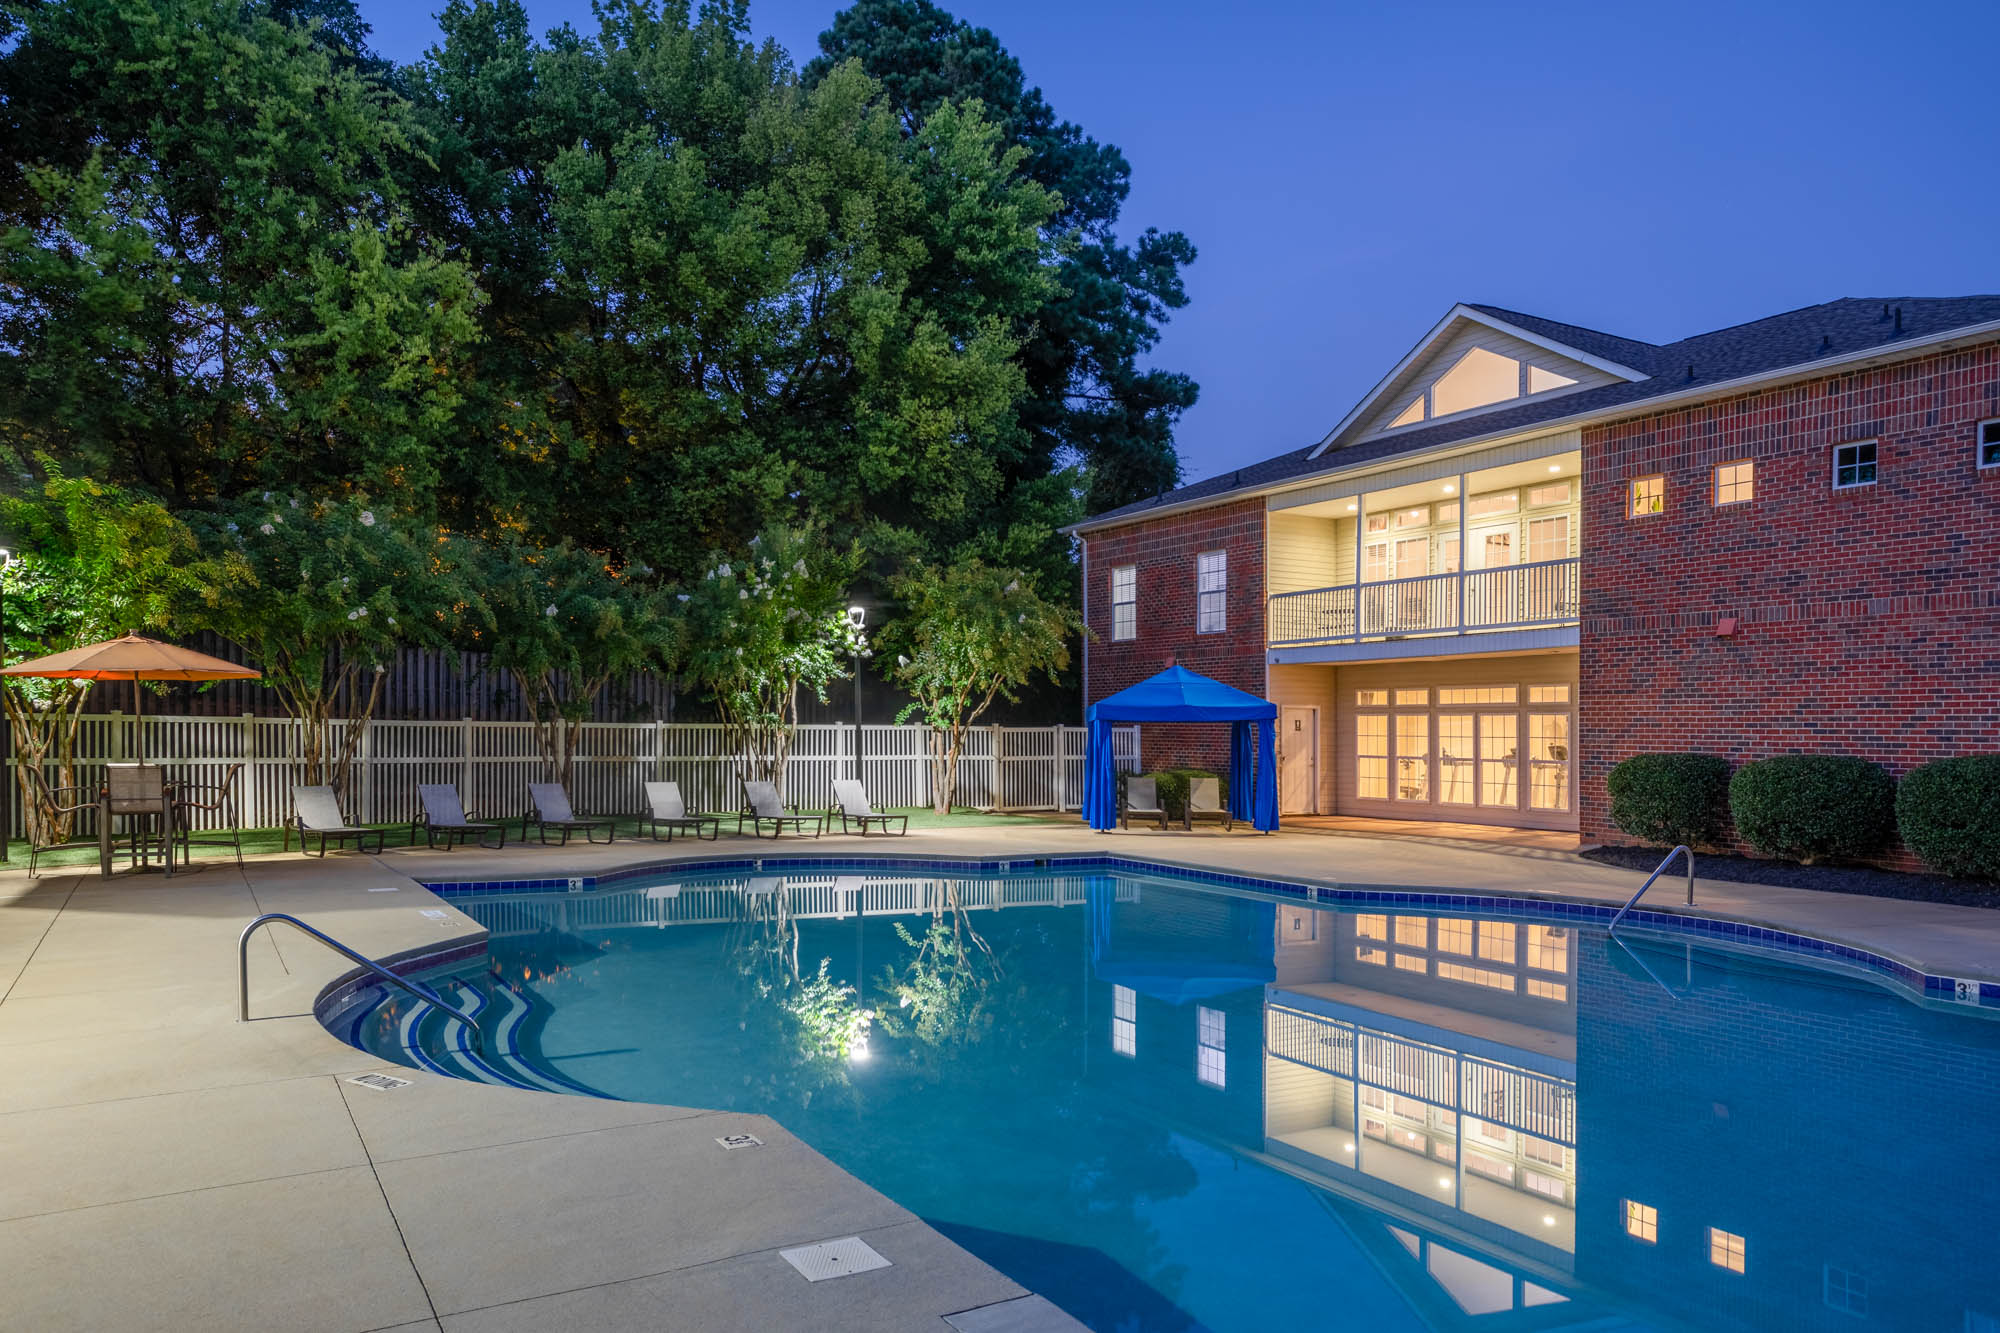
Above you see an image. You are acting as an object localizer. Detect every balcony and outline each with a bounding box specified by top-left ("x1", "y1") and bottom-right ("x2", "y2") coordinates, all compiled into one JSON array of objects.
[{"x1": 1268, "y1": 557, "x2": 1579, "y2": 647}]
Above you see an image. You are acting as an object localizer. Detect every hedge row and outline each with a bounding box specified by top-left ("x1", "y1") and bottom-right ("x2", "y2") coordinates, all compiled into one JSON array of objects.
[{"x1": 1606, "y1": 751, "x2": 2000, "y2": 878}]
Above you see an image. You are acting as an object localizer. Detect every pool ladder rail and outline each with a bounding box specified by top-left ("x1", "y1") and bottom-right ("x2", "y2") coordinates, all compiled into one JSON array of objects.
[
  {"x1": 238, "y1": 912, "x2": 485, "y2": 1054},
  {"x1": 1607, "y1": 844, "x2": 1694, "y2": 935}
]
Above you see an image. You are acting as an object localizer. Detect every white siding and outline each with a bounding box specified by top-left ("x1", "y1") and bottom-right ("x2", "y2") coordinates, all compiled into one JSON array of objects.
[{"x1": 1268, "y1": 512, "x2": 1346, "y2": 593}]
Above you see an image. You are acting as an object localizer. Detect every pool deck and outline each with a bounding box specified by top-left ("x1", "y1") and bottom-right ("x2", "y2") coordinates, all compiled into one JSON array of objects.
[{"x1": 3, "y1": 821, "x2": 1997, "y2": 1331}]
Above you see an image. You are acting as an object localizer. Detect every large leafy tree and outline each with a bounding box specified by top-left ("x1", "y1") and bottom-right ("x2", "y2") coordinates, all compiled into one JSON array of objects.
[
  {"x1": 879, "y1": 559, "x2": 1081, "y2": 813},
  {"x1": 807, "y1": 0, "x2": 1198, "y2": 519},
  {"x1": 0, "y1": 0, "x2": 482, "y2": 506}
]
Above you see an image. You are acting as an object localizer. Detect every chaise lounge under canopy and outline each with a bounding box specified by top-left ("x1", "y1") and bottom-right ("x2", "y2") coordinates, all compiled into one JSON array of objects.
[{"x1": 1083, "y1": 664, "x2": 1279, "y2": 832}]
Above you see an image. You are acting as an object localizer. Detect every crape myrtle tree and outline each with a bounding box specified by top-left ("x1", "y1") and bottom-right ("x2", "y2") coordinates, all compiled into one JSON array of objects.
[
  {"x1": 0, "y1": 0, "x2": 483, "y2": 506},
  {"x1": 677, "y1": 526, "x2": 863, "y2": 804},
  {"x1": 880, "y1": 559, "x2": 1081, "y2": 813},
  {"x1": 807, "y1": 0, "x2": 1198, "y2": 521},
  {"x1": 0, "y1": 471, "x2": 229, "y2": 841},
  {"x1": 471, "y1": 540, "x2": 679, "y2": 787},
  {"x1": 182, "y1": 498, "x2": 464, "y2": 799}
]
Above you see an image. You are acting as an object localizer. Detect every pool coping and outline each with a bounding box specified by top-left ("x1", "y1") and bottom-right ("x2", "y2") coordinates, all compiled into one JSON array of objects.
[{"x1": 413, "y1": 852, "x2": 2000, "y2": 1011}]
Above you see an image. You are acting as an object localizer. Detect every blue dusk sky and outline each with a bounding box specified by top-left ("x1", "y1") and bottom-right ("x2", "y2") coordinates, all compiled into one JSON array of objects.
[{"x1": 357, "y1": 0, "x2": 2000, "y2": 489}]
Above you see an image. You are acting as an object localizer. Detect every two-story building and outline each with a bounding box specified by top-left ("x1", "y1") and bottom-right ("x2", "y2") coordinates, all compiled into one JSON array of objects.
[{"x1": 1072, "y1": 297, "x2": 2000, "y2": 846}]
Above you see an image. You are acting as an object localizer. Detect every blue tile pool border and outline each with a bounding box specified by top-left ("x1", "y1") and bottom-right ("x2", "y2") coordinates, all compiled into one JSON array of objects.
[{"x1": 416, "y1": 854, "x2": 1997, "y2": 1010}]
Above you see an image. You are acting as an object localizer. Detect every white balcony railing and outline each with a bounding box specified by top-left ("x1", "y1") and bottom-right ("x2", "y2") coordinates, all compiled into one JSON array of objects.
[{"x1": 1268, "y1": 557, "x2": 1579, "y2": 647}]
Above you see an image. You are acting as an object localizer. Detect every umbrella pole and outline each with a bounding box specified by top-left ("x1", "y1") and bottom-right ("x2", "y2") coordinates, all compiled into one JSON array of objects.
[{"x1": 132, "y1": 676, "x2": 144, "y2": 764}]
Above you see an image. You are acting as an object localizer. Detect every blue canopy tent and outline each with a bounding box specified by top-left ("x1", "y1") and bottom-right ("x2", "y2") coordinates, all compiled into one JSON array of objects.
[{"x1": 1083, "y1": 664, "x2": 1280, "y2": 832}]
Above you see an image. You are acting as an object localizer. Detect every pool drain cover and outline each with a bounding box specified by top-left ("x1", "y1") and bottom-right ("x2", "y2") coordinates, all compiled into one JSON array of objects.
[
  {"x1": 348, "y1": 1072, "x2": 413, "y2": 1092},
  {"x1": 780, "y1": 1236, "x2": 891, "y2": 1282}
]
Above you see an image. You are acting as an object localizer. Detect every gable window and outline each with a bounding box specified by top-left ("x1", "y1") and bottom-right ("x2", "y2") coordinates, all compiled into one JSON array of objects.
[
  {"x1": 1110, "y1": 565, "x2": 1137, "y2": 640},
  {"x1": 1385, "y1": 349, "x2": 1583, "y2": 429},
  {"x1": 1195, "y1": 551, "x2": 1227, "y2": 633},
  {"x1": 1714, "y1": 460, "x2": 1754, "y2": 505},
  {"x1": 1629, "y1": 476, "x2": 1664, "y2": 517},
  {"x1": 1833, "y1": 441, "x2": 1876, "y2": 490},
  {"x1": 1979, "y1": 419, "x2": 2000, "y2": 469}
]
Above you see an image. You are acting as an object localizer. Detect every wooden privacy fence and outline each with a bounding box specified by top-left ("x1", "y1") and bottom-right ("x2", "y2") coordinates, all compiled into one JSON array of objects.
[{"x1": 4, "y1": 715, "x2": 1141, "y2": 837}]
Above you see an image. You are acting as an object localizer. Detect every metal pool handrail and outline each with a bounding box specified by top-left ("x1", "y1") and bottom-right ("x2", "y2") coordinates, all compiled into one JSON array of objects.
[
  {"x1": 238, "y1": 911, "x2": 483, "y2": 1053},
  {"x1": 1607, "y1": 845, "x2": 1694, "y2": 934}
]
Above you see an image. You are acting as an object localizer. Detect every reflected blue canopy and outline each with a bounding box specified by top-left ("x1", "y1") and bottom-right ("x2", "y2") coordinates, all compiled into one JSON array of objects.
[{"x1": 1082, "y1": 665, "x2": 1279, "y2": 832}]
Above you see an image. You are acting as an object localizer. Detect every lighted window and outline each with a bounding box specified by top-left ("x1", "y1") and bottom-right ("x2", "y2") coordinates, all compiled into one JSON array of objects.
[
  {"x1": 1624, "y1": 1200, "x2": 1658, "y2": 1243},
  {"x1": 1523, "y1": 1169, "x2": 1568, "y2": 1202},
  {"x1": 1526, "y1": 977, "x2": 1567, "y2": 1001},
  {"x1": 1529, "y1": 713, "x2": 1571, "y2": 811},
  {"x1": 1522, "y1": 1137, "x2": 1567, "y2": 1169},
  {"x1": 1432, "y1": 347, "x2": 1523, "y2": 417},
  {"x1": 1822, "y1": 1265, "x2": 1868, "y2": 1316},
  {"x1": 1437, "y1": 961, "x2": 1515, "y2": 991},
  {"x1": 1395, "y1": 713, "x2": 1429, "y2": 801},
  {"x1": 1436, "y1": 501, "x2": 1460, "y2": 525},
  {"x1": 1196, "y1": 1005, "x2": 1226, "y2": 1088},
  {"x1": 1395, "y1": 688, "x2": 1429, "y2": 706},
  {"x1": 1394, "y1": 916, "x2": 1429, "y2": 947},
  {"x1": 1356, "y1": 946, "x2": 1389, "y2": 966},
  {"x1": 1195, "y1": 550, "x2": 1227, "y2": 634},
  {"x1": 1393, "y1": 953, "x2": 1428, "y2": 974},
  {"x1": 1466, "y1": 1152, "x2": 1515, "y2": 1185},
  {"x1": 1477, "y1": 922, "x2": 1516, "y2": 964},
  {"x1": 1112, "y1": 984, "x2": 1136, "y2": 1056},
  {"x1": 1356, "y1": 714, "x2": 1389, "y2": 800},
  {"x1": 1714, "y1": 460, "x2": 1754, "y2": 505},
  {"x1": 1438, "y1": 714, "x2": 1475, "y2": 805},
  {"x1": 1526, "y1": 684, "x2": 1569, "y2": 703},
  {"x1": 1981, "y1": 419, "x2": 2000, "y2": 469},
  {"x1": 1709, "y1": 1227, "x2": 1746, "y2": 1273},
  {"x1": 1355, "y1": 914, "x2": 1389, "y2": 941},
  {"x1": 1479, "y1": 713, "x2": 1517, "y2": 807},
  {"x1": 1395, "y1": 506, "x2": 1430, "y2": 528},
  {"x1": 1355, "y1": 689, "x2": 1388, "y2": 706},
  {"x1": 1526, "y1": 925, "x2": 1570, "y2": 972},
  {"x1": 1629, "y1": 475, "x2": 1664, "y2": 517},
  {"x1": 1365, "y1": 512, "x2": 1391, "y2": 533},
  {"x1": 1527, "y1": 481, "x2": 1572, "y2": 506},
  {"x1": 1435, "y1": 917, "x2": 1474, "y2": 956},
  {"x1": 1362, "y1": 541, "x2": 1390, "y2": 582},
  {"x1": 1527, "y1": 515, "x2": 1570, "y2": 563},
  {"x1": 1527, "y1": 365, "x2": 1577, "y2": 394},
  {"x1": 1468, "y1": 490, "x2": 1518, "y2": 518},
  {"x1": 1110, "y1": 565, "x2": 1137, "y2": 640},
  {"x1": 1389, "y1": 396, "x2": 1426, "y2": 428},
  {"x1": 1833, "y1": 440, "x2": 1876, "y2": 490}
]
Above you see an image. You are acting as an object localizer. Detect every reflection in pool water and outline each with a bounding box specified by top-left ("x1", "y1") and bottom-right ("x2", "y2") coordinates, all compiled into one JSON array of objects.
[{"x1": 337, "y1": 868, "x2": 2000, "y2": 1332}]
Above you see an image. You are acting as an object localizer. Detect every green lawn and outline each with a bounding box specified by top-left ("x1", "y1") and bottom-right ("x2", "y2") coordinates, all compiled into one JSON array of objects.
[{"x1": 1, "y1": 806, "x2": 1077, "y2": 872}]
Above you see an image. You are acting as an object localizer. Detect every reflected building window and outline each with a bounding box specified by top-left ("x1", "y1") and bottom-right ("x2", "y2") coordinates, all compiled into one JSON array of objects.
[
  {"x1": 1624, "y1": 1200, "x2": 1658, "y2": 1243},
  {"x1": 1196, "y1": 1005, "x2": 1226, "y2": 1088},
  {"x1": 1112, "y1": 984, "x2": 1136, "y2": 1057},
  {"x1": 1709, "y1": 1227, "x2": 1746, "y2": 1274}
]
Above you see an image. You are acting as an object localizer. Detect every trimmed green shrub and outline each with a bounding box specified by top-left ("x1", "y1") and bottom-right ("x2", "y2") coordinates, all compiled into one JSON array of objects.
[
  {"x1": 1896, "y1": 756, "x2": 2000, "y2": 879},
  {"x1": 1728, "y1": 755, "x2": 1895, "y2": 863},
  {"x1": 1144, "y1": 768, "x2": 1219, "y2": 821},
  {"x1": 1606, "y1": 753, "x2": 1730, "y2": 848}
]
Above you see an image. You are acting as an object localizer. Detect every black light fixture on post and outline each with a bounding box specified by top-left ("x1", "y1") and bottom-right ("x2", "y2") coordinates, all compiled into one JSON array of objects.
[{"x1": 846, "y1": 604, "x2": 867, "y2": 781}]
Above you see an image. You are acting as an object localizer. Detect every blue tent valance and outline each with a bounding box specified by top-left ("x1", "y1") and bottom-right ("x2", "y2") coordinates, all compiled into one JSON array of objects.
[{"x1": 1083, "y1": 665, "x2": 1279, "y2": 832}]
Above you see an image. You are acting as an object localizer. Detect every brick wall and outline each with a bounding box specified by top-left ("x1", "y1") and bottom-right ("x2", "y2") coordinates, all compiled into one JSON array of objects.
[
  {"x1": 1083, "y1": 497, "x2": 1268, "y2": 776},
  {"x1": 1580, "y1": 340, "x2": 2000, "y2": 865}
]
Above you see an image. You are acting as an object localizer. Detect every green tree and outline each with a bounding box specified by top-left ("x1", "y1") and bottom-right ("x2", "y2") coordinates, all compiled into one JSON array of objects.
[
  {"x1": 676, "y1": 526, "x2": 863, "y2": 802},
  {"x1": 0, "y1": 471, "x2": 229, "y2": 840},
  {"x1": 470, "y1": 540, "x2": 678, "y2": 786},
  {"x1": 182, "y1": 497, "x2": 463, "y2": 797},
  {"x1": 880, "y1": 559, "x2": 1081, "y2": 813},
  {"x1": 0, "y1": 0, "x2": 482, "y2": 505},
  {"x1": 808, "y1": 0, "x2": 1198, "y2": 518}
]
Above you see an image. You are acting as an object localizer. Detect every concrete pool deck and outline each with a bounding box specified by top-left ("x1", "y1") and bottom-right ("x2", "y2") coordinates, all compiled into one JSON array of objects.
[{"x1": 2, "y1": 820, "x2": 1997, "y2": 1331}]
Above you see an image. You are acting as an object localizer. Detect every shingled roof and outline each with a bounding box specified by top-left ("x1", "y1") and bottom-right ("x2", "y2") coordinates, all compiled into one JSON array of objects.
[{"x1": 1077, "y1": 296, "x2": 2000, "y2": 531}]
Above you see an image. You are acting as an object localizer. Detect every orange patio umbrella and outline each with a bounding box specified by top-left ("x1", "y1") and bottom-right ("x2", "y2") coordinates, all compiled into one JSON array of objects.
[{"x1": 0, "y1": 633, "x2": 260, "y2": 761}]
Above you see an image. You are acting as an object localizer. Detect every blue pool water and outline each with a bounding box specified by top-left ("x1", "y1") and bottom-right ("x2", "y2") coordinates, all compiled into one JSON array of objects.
[{"x1": 332, "y1": 865, "x2": 2000, "y2": 1332}]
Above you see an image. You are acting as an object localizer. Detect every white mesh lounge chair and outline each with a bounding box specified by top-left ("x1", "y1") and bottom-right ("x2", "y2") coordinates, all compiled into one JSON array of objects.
[
  {"x1": 829, "y1": 779, "x2": 907, "y2": 836},
  {"x1": 737, "y1": 780, "x2": 823, "y2": 839},
  {"x1": 292, "y1": 785, "x2": 392, "y2": 856},
  {"x1": 1121, "y1": 775, "x2": 1169, "y2": 830},
  {"x1": 1185, "y1": 776, "x2": 1233, "y2": 831},
  {"x1": 639, "y1": 781, "x2": 721, "y2": 842},
  {"x1": 524, "y1": 783, "x2": 615, "y2": 846},
  {"x1": 413, "y1": 784, "x2": 507, "y2": 851}
]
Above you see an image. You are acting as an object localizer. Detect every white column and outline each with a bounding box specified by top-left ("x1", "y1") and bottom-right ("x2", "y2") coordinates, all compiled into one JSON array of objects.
[{"x1": 1456, "y1": 470, "x2": 1469, "y2": 631}]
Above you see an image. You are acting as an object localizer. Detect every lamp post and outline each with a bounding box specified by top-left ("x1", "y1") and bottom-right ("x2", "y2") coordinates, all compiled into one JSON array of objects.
[
  {"x1": 0, "y1": 547, "x2": 13, "y2": 862},
  {"x1": 846, "y1": 605, "x2": 867, "y2": 781}
]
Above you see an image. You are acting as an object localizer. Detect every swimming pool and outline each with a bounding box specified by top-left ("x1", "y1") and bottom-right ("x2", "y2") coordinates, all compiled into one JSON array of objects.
[{"x1": 328, "y1": 861, "x2": 2000, "y2": 1332}]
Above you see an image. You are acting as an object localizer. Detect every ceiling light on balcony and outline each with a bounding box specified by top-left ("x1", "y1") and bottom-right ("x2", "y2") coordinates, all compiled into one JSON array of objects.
[
  {"x1": 1346, "y1": 502, "x2": 1357, "y2": 512},
  {"x1": 1437, "y1": 1176, "x2": 1453, "y2": 1191},
  {"x1": 1549, "y1": 463, "x2": 1562, "y2": 473},
  {"x1": 1442, "y1": 483, "x2": 1456, "y2": 494}
]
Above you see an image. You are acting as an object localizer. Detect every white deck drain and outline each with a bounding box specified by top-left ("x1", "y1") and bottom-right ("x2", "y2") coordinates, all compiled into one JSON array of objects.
[
  {"x1": 780, "y1": 1236, "x2": 890, "y2": 1282},
  {"x1": 715, "y1": 1132, "x2": 763, "y2": 1150},
  {"x1": 367, "y1": 886, "x2": 400, "y2": 893},
  {"x1": 419, "y1": 908, "x2": 449, "y2": 920},
  {"x1": 347, "y1": 1072, "x2": 413, "y2": 1092}
]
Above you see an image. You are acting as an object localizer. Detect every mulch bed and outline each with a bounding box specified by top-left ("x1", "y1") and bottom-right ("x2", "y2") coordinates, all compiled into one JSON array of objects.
[{"x1": 1579, "y1": 845, "x2": 2000, "y2": 911}]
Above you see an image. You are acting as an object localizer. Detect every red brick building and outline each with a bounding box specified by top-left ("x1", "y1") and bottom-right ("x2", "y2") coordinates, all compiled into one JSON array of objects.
[{"x1": 1071, "y1": 298, "x2": 2000, "y2": 856}]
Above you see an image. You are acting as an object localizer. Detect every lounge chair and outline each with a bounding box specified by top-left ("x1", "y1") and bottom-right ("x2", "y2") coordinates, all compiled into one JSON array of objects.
[
  {"x1": 737, "y1": 780, "x2": 823, "y2": 839},
  {"x1": 1121, "y1": 775, "x2": 1169, "y2": 830},
  {"x1": 292, "y1": 785, "x2": 392, "y2": 856},
  {"x1": 413, "y1": 784, "x2": 507, "y2": 851},
  {"x1": 524, "y1": 783, "x2": 615, "y2": 846},
  {"x1": 175, "y1": 763, "x2": 246, "y2": 867},
  {"x1": 1185, "y1": 776, "x2": 1234, "y2": 832},
  {"x1": 829, "y1": 779, "x2": 907, "y2": 836},
  {"x1": 638, "y1": 781, "x2": 721, "y2": 842}
]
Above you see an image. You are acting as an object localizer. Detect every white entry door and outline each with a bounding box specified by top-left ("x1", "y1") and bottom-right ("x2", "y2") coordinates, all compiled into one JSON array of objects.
[{"x1": 1280, "y1": 705, "x2": 1319, "y2": 814}]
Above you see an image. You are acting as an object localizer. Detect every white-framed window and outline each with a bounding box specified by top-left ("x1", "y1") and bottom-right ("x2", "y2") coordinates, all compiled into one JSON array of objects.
[
  {"x1": 1527, "y1": 515, "x2": 1570, "y2": 563},
  {"x1": 1624, "y1": 1199, "x2": 1658, "y2": 1243},
  {"x1": 1196, "y1": 1005, "x2": 1226, "y2": 1088},
  {"x1": 1195, "y1": 550, "x2": 1226, "y2": 634},
  {"x1": 1709, "y1": 1227, "x2": 1747, "y2": 1273},
  {"x1": 1356, "y1": 713, "x2": 1389, "y2": 800},
  {"x1": 1527, "y1": 481, "x2": 1571, "y2": 506},
  {"x1": 1979, "y1": 418, "x2": 2000, "y2": 469},
  {"x1": 1629, "y1": 475, "x2": 1664, "y2": 517},
  {"x1": 1386, "y1": 349, "x2": 1580, "y2": 428},
  {"x1": 1833, "y1": 440, "x2": 1877, "y2": 490},
  {"x1": 1112, "y1": 984, "x2": 1136, "y2": 1056},
  {"x1": 1110, "y1": 565, "x2": 1136, "y2": 641},
  {"x1": 1714, "y1": 459, "x2": 1754, "y2": 505},
  {"x1": 1823, "y1": 1264, "x2": 1868, "y2": 1317}
]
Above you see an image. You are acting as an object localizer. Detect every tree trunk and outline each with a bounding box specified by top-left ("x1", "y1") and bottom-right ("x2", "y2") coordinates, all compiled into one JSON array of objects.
[{"x1": 2, "y1": 685, "x2": 91, "y2": 845}]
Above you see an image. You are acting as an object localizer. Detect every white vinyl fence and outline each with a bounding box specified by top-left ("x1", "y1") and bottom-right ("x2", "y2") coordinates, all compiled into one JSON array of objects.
[{"x1": 5, "y1": 715, "x2": 1141, "y2": 837}]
